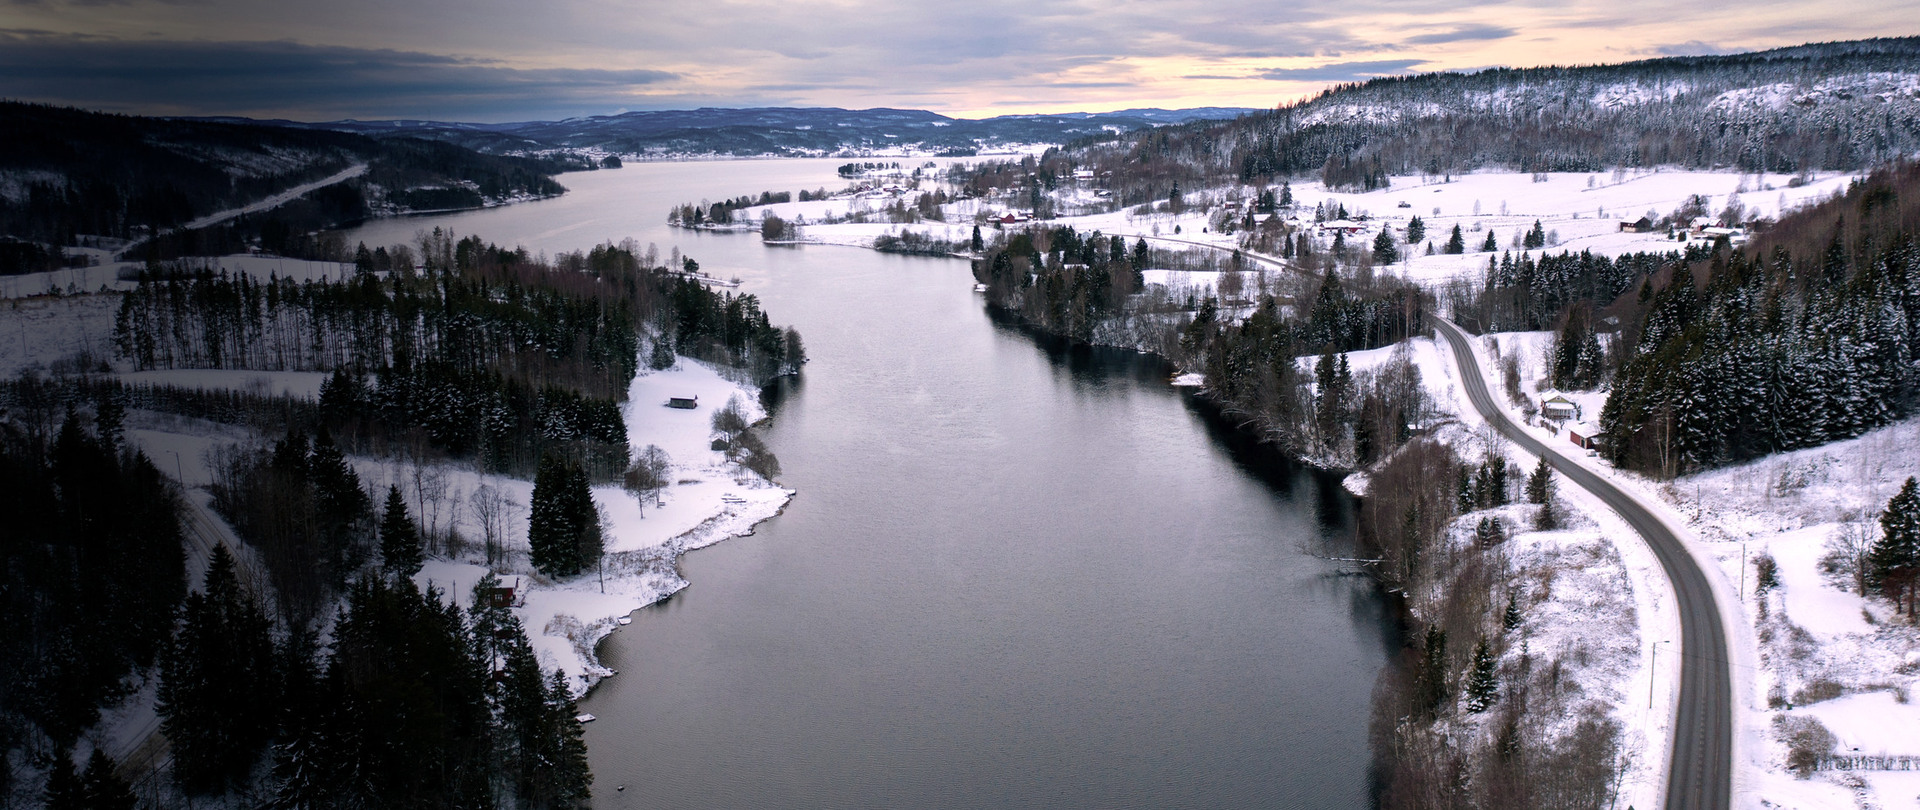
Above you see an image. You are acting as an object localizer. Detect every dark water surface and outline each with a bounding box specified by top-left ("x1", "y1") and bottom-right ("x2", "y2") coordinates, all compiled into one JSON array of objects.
[{"x1": 348, "y1": 160, "x2": 1391, "y2": 809}]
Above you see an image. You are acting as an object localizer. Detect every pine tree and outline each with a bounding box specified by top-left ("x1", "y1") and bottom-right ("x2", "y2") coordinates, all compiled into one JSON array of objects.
[
  {"x1": 159, "y1": 545, "x2": 281, "y2": 795},
  {"x1": 1464, "y1": 638, "x2": 1499, "y2": 713},
  {"x1": 1869, "y1": 477, "x2": 1920, "y2": 616},
  {"x1": 1372, "y1": 229, "x2": 1399, "y2": 264},
  {"x1": 1534, "y1": 496, "x2": 1560, "y2": 531},
  {"x1": 43, "y1": 753, "x2": 83, "y2": 810},
  {"x1": 1482, "y1": 229, "x2": 1499, "y2": 252},
  {"x1": 1474, "y1": 516, "x2": 1507, "y2": 546},
  {"x1": 1526, "y1": 457, "x2": 1553, "y2": 504},
  {"x1": 1406, "y1": 215, "x2": 1425, "y2": 244},
  {"x1": 539, "y1": 671, "x2": 594, "y2": 808},
  {"x1": 1502, "y1": 591, "x2": 1523, "y2": 633},
  {"x1": 94, "y1": 392, "x2": 125, "y2": 452},
  {"x1": 1485, "y1": 455, "x2": 1510, "y2": 506},
  {"x1": 529, "y1": 453, "x2": 575, "y2": 577},
  {"x1": 1445, "y1": 224, "x2": 1465, "y2": 254},
  {"x1": 1416, "y1": 626, "x2": 1448, "y2": 716},
  {"x1": 648, "y1": 335, "x2": 675, "y2": 370},
  {"x1": 380, "y1": 484, "x2": 423, "y2": 578},
  {"x1": 80, "y1": 750, "x2": 136, "y2": 810}
]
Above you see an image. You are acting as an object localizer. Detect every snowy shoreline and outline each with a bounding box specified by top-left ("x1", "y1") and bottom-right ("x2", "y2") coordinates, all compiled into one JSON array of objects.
[{"x1": 114, "y1": 354, "x2": 794, "y2": 698}]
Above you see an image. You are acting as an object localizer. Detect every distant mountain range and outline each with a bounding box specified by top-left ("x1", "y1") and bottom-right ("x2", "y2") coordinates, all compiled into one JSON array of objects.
[{"x1": 197, "y1": 106, "x2": 1265, "y2": 159}]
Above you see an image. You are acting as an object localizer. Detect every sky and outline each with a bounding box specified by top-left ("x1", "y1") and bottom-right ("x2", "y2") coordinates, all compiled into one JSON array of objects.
[{"x1": 0, "y1": 0, "x2": 1913, "y2": 122}]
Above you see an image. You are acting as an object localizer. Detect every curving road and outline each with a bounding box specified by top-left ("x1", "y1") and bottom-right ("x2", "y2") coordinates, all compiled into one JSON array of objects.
[{"x1": 1432, "y1": 316, "x2": 1730, "y2": 810}]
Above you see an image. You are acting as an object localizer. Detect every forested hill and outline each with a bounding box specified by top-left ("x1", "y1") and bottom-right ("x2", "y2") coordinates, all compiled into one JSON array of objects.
[
  {"x1": 0, "y1": 103, "x2": 583, "y2": 263},
  {"x1": 1070, "y1": 37, "x2": 1920, "y2": 189},
  {"x1": 230, "y1": 106, "x2": 1263, "y2": 159}
]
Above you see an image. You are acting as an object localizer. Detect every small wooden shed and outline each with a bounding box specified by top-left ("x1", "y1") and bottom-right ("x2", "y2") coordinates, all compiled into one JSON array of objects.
[{"x1": 666, "y1": 396, "x2": 698, "y2": 409}]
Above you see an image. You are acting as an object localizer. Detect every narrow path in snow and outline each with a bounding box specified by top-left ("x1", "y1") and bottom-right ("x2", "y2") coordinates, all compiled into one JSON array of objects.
[{"x1": 1433, "y1": 316, "x2": 1732, "y2": 810}]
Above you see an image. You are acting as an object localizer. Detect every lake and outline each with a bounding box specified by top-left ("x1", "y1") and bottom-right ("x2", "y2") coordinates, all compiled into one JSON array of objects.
[{"x1": 346, "y1": 159, "x2": 1392, "y2": 808}]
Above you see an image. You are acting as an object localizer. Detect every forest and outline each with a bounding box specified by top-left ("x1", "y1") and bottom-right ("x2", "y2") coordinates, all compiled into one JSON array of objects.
[
  {"x1": 110, "y1": 231, "x2": 805, "y2": 478},
  {"x1": 973, "y1": 223, "x2": 1431, "y2": 467},
  {"x1": 1596, "y1": 162, "x2": 1920, "y2": 475},
  {"x1": 1, "y1": 225, "x2": 807, "y2": 806},
  {"x1": 957, "y1": 39, "x2": 1920, "y2": 218},
  {"x1": 0, "y1": 102, "x2": 576, "y2": 272}
]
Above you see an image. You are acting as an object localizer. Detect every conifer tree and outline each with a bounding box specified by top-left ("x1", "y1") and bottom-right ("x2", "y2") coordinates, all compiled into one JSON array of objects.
[
  {"x1": 80, "y1": 750, "x2": 136, "y2": 810},
  {"x1": 529, "y1": 453, "x2": 575, "y2": 577},
  {"x1": 380, "y1": 484, "x2": 423, "y2": 578},
  {"x1": 1870, "y1": 477, "x2": 1920, "y2": 616},
  {"x1": 1482, "y1": 229, "x2": 1499, "y2": 252},
  {"x1": 43, "y1": 753, "x2": 82, "y2": 810},
  {"x1": 1464, "y1": 638, "x2": 1499, "y2": 712},
  {"x1": 1526, "y1": 457, "x2": 1553, "y2": 504},
  {"x1": 1406, "y1": 215, "x2": 1425, "y2": 244},
  {"x1": 1416, "y1": 626, "x2": 1449, "y2": 716},
  {"x1": 1534, "y1": 497, "x2": 1560, "y2": 531},
  {"x1": 1445, "y1": 224, "x2": 1465, "y2": 254},
  {"x1": 971, "y1": 225, "x2": 984, "y2": 252},
  {"x1": 159, "y1": 546, "x2": 281, "y2": 795},
  {"x1": 1372, "y1": 229, "x2": 1399, "y2": 264},
  {"x1": 1474, "y1": 517, "x2": 1507, "y2": 546},
  {"x1": 1502, "y1": 591, "x2": 1523, "y2": 633}
]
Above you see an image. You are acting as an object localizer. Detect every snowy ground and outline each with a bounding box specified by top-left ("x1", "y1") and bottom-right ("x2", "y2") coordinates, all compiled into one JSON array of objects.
[
  {"x1": 118, "y1": 356, "x2": 791, "y2": 697},
  {"x1": 0, "y1": 294, "x2": 120, "y2": 375},
  {"x1": 1396, "y1": 332, "x2": 1674, "y2": 810},
  {"x1": 1470, "y1": 323, "x2": 1920, "y2": 808},
  {"x1": 739, "y1": 168, "x2": 1859, "y2": 297}
]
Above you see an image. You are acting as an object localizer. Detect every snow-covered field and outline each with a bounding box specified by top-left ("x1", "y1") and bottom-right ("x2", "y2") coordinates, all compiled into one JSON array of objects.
[
  {"x1": 0, "y1": 294, "x2": 120, "y2": 375},
  {"x1": 754, "y1": 168, "x2": 1858, "y2": 297}
]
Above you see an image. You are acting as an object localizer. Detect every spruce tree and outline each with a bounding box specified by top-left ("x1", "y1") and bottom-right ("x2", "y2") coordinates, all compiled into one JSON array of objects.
[
  {"x1": 1372, "y1": 229, "x2": 1399, "y2": 264},
  {"x1": 970, "y1": 225, "x2": 984, "y2": 252},
  {"x1": 1869, "y1": 477, "x2": 1920, "y2": 616},
  {"x1": 1502, "y1": 591, "x2": 1523, "y2": 633},
  {"x1": 159, "y1": 546, "x2": 281, "y2": 795},
  {"x1": 1474, "y1": 517, "x2": 1507, "y2": 546},
  {"x1": 1406, "y1": 215, "x2": 1425, "y2": 244},
  {"x1": 1526, "y1": 457, "x2": 1553, "y2": 504},
  {"x1": 1464, "y1": 638, "x2": 1499, "y2": 713},
  {"x1": 1445, "y1": 224, "x2": 1465, "y2": 254},
  {"x1": 539, "y1": 671, "x2": 594, "y2": 808},
  {"x1": 1416, "y1": 626, "x2": 1449, "y2": 716},
  {"x1": 43, "y1": 753, "x2": 82, "y2": 810},
  {"x1": 648, "y1": 335, "x2": 675, "y2": 371},
  {"x1": 80, "y1": 750, "x2": 136, "y2": 810},
  {"x1": 1482, "y1": 229, "x2": 1499, "y2": 252},
  {"x1": 529, "y1": 453, "x2": 574, "y2": 577},
  {"x1": 1534, "y1": 497, "x2": 1560, "y2": 531},
  {"x1": 381, "y1": 484, "x2": 423, "y2": 578}
]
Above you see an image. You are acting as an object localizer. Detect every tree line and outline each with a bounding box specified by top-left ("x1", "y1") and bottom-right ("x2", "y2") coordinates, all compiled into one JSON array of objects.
[
  {"x1": 1599, "y1": 163, "x2": 1920, "y2": 475},
  {"x1": 0, "y1": 397, "x2": 185, "y2": 790}
]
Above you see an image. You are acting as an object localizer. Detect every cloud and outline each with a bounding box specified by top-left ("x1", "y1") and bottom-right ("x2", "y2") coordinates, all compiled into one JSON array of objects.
[
  {"x1": 1258, "y1": 59, "x2": 1426, "y2": 82},
  {"x1": 1402, "y1": 24, "x2": 1515, "y2": 45},
  {"x1": 0, "y1": 32, "x2": 676, "y2": 120}
]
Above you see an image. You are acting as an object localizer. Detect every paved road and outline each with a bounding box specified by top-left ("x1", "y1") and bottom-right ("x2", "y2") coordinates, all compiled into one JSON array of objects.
[{"x1": 1432, "y1": 316, "x2": 1731, "y2": 810}]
